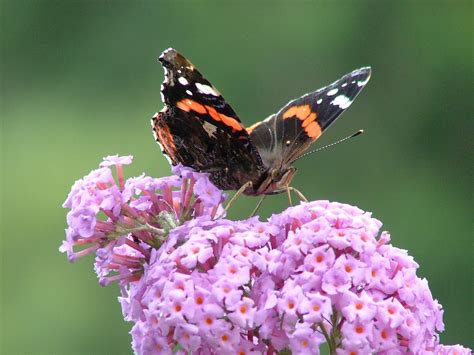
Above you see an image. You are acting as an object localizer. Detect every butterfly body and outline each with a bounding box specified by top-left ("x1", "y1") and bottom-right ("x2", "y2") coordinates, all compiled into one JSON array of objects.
[{"x1": 152, "y1": 48, "x2": 371, "y2": 196}]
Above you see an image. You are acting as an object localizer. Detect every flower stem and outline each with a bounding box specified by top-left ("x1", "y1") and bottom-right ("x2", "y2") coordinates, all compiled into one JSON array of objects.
[{"x1": 319, "y1": 323, "x2": 336, "y2": 354}]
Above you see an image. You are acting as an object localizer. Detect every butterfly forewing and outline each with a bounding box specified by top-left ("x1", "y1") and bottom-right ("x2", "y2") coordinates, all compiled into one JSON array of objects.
[{"x1": 152, "y1": 48, "x2": 265, "y2": 191}]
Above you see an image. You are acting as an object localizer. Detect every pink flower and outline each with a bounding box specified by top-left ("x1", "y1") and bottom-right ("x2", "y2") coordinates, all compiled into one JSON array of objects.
[
  {"x1": 341, "y1": 320, "x2": 374, "y2": 349},
  {"x1": 197, "y1": 303, "x2": 225, "y2": 333},
  {"x1": 435, "y1": 344, "x2": 472, "y2": 354},
  {"x1": 303, "y1": 245, "x2": 335, "y2": 274},
  {"x1": 173, "y1": 324, "x2": 201, "y2": 352},
  {"x1": 322, "y1": 267, "x2": 351, "y2": 295},
  {"x1": 334, "y1": 254, "x2": 365, "y2": 283},
  {"x1": 341, "y1": 291, "x2": 377, "y2": 322},
  {"x1": 171, "y1": 234, "x2": 214, "y2": 268},
  {"x1": 277, "y1": 285, "x2": 306, "y2": 321},
  {"x1": 376, "y1": 298, "x2": 406, "y2": 328},
  {"x1": 227, "y1": 297, "x2": 256, "y2": 328},
  {"x1": 288, "y1": 324, "x2": 324, "y2": 354},
  {"x1": 372, "y1": 320, "x2": 398, "y2": 351},
  {"x1": 301, "y1": 292, "x2": 332, "y2": 323},
  {"x1": 100, "y1": 154, "x2": 133, "y2": 167}
]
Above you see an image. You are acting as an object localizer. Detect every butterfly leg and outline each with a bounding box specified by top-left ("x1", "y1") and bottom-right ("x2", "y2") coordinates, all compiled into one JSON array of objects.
[
  {"x1": 224, "y1": 181, "x2": 253, "y2": 213},
  {"x1": 288, "y1": 186, "x2": 308, "y2": 202},
  {"x1": 286, "y1": 185, "x2": 293, "y2": 206},
  {"x1": 250, "y1": 195, "x2": 266, "y2": 217}
]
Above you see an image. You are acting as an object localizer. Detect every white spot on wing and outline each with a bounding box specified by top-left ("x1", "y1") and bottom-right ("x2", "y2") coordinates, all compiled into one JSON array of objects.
[
  {"x1": 317, "y1": 98, "x2": 323, "y2": 104},
  {"x1": 163, "y1": 67, "x2": 170, "y2": 84},
  {"x1": 342, "y1": 83, "x2": 347, "y2": 87},
  {"x1": 331, "y1": 95, "x2": 352, "y2": 109},
  {"x1": 178, "y1": 77, "x2": 189, "y2": 85},
  {"x1": 202, "y1": 121, "x2": 218, "y2": 137},
  {"x1": 160, "y1": 85, "x2": 165, "y2": 103},
  {"x1": 327, "y1": 88, "x2": 338, "y2": 96},
  {"x1": 196, "y1": 83, "x2": 219, "y2": 96},
  {"x1": 186, "y1": 90, "x2": 193, "y2": 96}
]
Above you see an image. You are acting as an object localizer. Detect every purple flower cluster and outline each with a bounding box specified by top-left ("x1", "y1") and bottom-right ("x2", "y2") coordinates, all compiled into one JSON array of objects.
[
  {"x1": 61, "y1": 156, "x2": 471, "y2": 354},
  {"x1": 61, "y1": 155, "x2": 226, "y2": 286}
]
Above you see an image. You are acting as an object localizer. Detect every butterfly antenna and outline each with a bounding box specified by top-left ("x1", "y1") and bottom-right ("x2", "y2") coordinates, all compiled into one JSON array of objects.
[{"x1": 296, "y1": 129, "x2": 364, "y2": 161}]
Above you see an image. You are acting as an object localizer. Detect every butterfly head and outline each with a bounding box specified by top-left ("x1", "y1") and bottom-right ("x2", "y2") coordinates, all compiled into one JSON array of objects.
[{"x1": 254, "y1": 166, "x2": 297, "y2": 195}]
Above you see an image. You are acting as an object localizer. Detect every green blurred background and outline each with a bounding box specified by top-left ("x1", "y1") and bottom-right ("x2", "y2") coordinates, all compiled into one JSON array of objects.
[{"x1": 1, "y1": 1, "x2": 472, "y2": 353}]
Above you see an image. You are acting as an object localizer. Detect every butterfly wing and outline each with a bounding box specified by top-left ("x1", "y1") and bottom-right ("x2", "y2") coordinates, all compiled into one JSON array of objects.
[
  {"x1": 152, "y1": 48, "x2": 265, "y2": 191},
  {"x1": 248, "y1": 67, "x2": 371, "y2": 168}
]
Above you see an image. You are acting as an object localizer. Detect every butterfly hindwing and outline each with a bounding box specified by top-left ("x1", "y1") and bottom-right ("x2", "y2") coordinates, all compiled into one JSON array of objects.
[
  {"x1": 152, "y1": 48, "x2": 265, "y2": 191},
  {"x1": 248, "y1": 67, "x2": 371, "y2": 167}
]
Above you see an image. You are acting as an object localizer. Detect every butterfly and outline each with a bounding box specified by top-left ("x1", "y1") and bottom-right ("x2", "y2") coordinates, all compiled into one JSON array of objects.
[{"x1": 152, "y1": 48, "x2": 371, "y2": 198}]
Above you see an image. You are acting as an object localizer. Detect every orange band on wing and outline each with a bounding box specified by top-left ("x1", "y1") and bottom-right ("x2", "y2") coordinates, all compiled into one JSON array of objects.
[
  {"x1": 283, "y1": 104, "x2": 313, "y2": 121},
  {"x1": 219, "y1": 113, "x2": 243, "y2": 131},
  {"x1": 283, "y1": 104, "x2": 320, "y2": 139},
  {"x1": 177, "y1": 100, "x2": 191, "y2": 112},
  {"x1": 205, "y1": 105, "x2": 222, "y2": 122},
  {"x1": 177, "y1": 99, "x2": 206, "y2": 114},
  {"x1": 176, "y1": 99, "x2": 243, "y2": 131},
  {"x1": 305, "y1": 121, "x2": 322, "y2": 139},
  {"x1": 283, "y1": 106, "x2": 298, "y2": 119},
  {"x1": 302, "y1": 112, "x2": 317, "y2": 128}
]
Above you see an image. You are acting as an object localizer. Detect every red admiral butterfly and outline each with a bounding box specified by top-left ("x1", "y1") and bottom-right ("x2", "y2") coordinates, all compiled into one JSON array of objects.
[{"x1": 152, "y1": 48, "x2": 371, "y2": 198}]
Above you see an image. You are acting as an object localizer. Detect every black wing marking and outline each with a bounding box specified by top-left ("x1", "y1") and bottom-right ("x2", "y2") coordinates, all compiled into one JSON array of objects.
[{"x1": 248, "y1": 67, "x2": 371, "y2": 168}]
